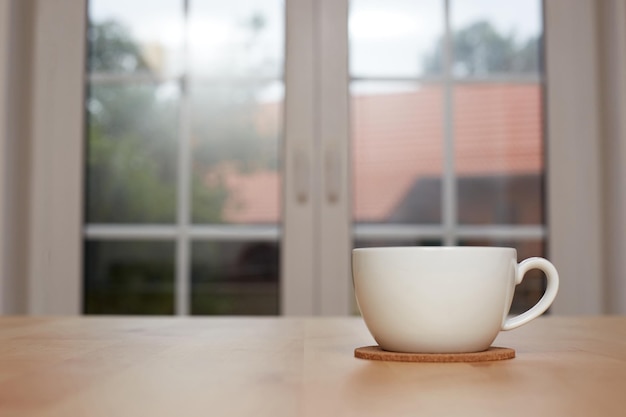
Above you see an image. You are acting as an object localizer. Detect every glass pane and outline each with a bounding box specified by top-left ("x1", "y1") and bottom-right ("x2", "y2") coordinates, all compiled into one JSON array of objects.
[
  {"x1": 350, "y1": 0, "x2": 444, "y2": 78},
  {"x1": 190, "y1": 81, "x2": 282, "y2": 224},
  {"x1": 86, "y1": 83, "x2": 179, "y2": 223},
  {"x1": 188, "y1": 0, "x2": 284, "y2": 78},
  {"x1": 89, "y1": 0, "x2": 184, "y2": 77},
  {"x1": 84, "y1": 241, "x2": 175, "y2": 314},
  {"x1": 354, "y1": 239, "x2": 442, "y2": 249},
  {"x1": 454, "y1": 84, "x2": 543, "y2": 224},
  {"x1": 191, "y1": 241, "x2": 279, "y2": 315},
  {"x1": 451, "y1": 0, "x2": 542, "y2": 77},
  {"x1": 458, "y1": 239, "x2": 545, "y2": 314},
  {"x1": 352, "y1": 82, "x2": 444, "y2": 224}
]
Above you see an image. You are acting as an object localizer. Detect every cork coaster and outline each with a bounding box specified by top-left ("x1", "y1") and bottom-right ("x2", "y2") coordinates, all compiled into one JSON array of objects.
[{"x1": 354, "y1": 346, "x2": 515, "y2": 363}]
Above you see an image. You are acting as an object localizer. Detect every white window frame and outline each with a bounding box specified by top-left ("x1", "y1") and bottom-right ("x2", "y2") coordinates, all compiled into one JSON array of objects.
[
  {"x1": 84, "y1": 2, "x2": 284, "y2": 316},
  {"x1": 598, "y1": 0, "x2": 626, "y2": 314},
  {"x1": 544, "y1": 0, "x2": 613, "y2": 314},
  {"x1": 349, "y1": 0, "x2": 548, "y2": 249},
  {"x1": 26, "y1": 0, "x2": 86, "y2": 314},
  {"x1": 0, "y1": 0, "x2": 12, "y2": 314},
  {"x1": 2, "y1": 0, "x2": 624, "y2": 315}
]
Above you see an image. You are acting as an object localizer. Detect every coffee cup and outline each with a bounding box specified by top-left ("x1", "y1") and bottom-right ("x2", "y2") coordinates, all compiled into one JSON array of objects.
[{"x1": 352, "y1": 247, "x2": 559, "y2": 353}]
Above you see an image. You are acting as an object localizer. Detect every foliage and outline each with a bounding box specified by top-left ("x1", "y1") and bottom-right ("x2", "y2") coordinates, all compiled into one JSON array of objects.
[
  {"x1": 85, "y1": 16, "x2": 281, "y2": 315},
  {"x1": 87, "y1": 19, "x2": 279, "y2": 225},
  {"x1": 84, "y1": 241, "x2": 175, "y2": 315},
  {"x1": 87, "y1": 80, "x2": 176, "y2": 221},
  {"x1": 88, "y1": 20, "x2": 149, "y2": 73},
  {"x1": 422, "y1": 20, "x2": 541, "y2": 76}
]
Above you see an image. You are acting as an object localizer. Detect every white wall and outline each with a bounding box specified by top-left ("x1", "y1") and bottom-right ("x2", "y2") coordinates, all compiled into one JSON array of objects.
[
  {"x1": 27, "y1": 0, "x2": 85, "y2": 314},
  {"x1": 0, "y1": 0, "x2": 11, "y2": 314},
  {"x1": 0, "y1": 0, "x2": 33, "y2": 314},
  {"x1": 0, "y1": 0, "x2": 84, "y2": 314},
  {"x1": 545, "y1": 0, "x2": 605, "y2": 314},
  {"x1": 599, "y1": 0, "x2": 626, "y2": 314},
  {"x1": 546, "y1": 0, "x2": 626, "y2": 314}
]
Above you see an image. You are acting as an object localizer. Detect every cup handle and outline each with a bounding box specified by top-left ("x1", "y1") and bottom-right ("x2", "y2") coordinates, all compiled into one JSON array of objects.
[{"x1": 501, "y1": 257, "x2": 559, "y2": 331}]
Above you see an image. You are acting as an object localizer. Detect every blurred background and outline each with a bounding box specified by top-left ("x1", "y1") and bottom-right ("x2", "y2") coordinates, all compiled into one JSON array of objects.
[{"x1": 0, "y1": 0, "x2": 624, "y2": 316}]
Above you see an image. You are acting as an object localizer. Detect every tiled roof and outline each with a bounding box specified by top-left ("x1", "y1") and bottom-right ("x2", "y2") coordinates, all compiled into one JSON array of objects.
[{"x1": 222, "y1": 84, "x2": 543, "y2": 223}]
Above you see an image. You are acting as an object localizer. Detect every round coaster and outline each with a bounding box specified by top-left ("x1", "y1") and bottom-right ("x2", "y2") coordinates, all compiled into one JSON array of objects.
[{"x1": 354, "y1": 346, "x2": 515, "y2": 363}]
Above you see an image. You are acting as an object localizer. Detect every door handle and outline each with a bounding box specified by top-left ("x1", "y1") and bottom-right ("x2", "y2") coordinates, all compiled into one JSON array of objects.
[
  {"x1": 294, "y1": 148, "x2": 309, "y2": 203},
  {"x1": 325, "y1": 146, "x2": 341, "y2": 203}
]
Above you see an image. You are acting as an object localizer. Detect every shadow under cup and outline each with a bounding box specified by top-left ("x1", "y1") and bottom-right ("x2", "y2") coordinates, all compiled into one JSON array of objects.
[{"x1": 352, "y1": 246, "x2": 557, "y2": 354}]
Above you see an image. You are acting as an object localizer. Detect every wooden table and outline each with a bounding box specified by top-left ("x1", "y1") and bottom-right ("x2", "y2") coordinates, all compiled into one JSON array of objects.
[{"x1": 0, "y1": 316, "x2": 625, "y2": 416}]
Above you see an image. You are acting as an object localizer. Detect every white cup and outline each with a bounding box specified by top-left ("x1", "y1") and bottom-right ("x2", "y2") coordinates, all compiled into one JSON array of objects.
[{"x1": 353, "y1": 246, "x2": 559, "y2": 353}]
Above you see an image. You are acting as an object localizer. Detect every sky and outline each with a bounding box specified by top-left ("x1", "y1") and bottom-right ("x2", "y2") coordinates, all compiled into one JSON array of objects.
[{"x1": 90, "y1": 0, "x2": 542, "y2": 80}]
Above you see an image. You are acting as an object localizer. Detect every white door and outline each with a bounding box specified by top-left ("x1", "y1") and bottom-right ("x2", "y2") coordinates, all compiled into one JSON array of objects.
[
  {"x1": 344, "y1": 0, "x2": 548, "y2": 315},
  {"x1": 12, "y1": 0, "x2": 612, "y2": 316},
  {"x1": 68, "y1": 0, "x2": 547, "y2": 315},
  {"x1": 285, "y1": 0, "x2": 548, "y2": 316},
  {"x1": 82, "y1": 0, "x2": 548, "y2": 316},
  {"x1": 86, "y1": 0, "x2": 295, "y2": 315},
  {"x1": 84, "y1": 0, "x2": 352, "y2": 315}
]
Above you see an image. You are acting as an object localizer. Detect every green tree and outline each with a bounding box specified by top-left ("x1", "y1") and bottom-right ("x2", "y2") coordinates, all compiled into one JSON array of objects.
[
  {"x1": 423, "y1": 20, "x2": 541, "y2": 76},
  {"x1": 87, "y1": 20, "x2": 231, "y2": 224},
  {"x1": 86, "y1": 15, "x2": 279, "y2": 314},
  {"x1": 87, "y1": 80, "x2": 181, "y2": 223},
  {"x1": 89, "y1": 20, "x2": 149, "y2": 73}
]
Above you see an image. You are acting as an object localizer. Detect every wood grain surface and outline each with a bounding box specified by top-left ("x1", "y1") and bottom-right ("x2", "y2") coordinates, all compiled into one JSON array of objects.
[{"x1": 0, "y1": 316, "x2": 625, "y2": 416}]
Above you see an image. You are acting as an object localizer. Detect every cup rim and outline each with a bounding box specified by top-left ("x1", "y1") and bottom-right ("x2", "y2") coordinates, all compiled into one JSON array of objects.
[{"x1": 353, "y1": 246, "x2": 517, "y2": 253}]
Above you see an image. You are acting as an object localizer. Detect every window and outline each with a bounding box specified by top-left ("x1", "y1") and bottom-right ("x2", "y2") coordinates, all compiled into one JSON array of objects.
[
  {"x1": 85, "y1": 0, "x2": 284, "y2": 315},
  {"x1": 350, "y1": 0, "x2": 545, "y2": 313},
  {"x1": 84, "y1": 0, "x2": 545, "y2": 316},
  {"x1": 11, "y1": 0, "x2": 608, "y2": 315}
]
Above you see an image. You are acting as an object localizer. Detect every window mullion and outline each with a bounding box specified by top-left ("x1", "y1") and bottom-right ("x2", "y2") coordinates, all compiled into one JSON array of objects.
[
  {"x1": 442, "y1": 0, "x2": 456, "y2": 246},
  {"x1": 175, "y1": 0, "x2": 191, "y2": 316}
]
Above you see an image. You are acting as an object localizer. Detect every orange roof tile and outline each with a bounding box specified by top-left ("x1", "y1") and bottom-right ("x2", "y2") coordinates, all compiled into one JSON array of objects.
[{"x1": 220, "y1": 84, "x2": 543, "y2": 224}]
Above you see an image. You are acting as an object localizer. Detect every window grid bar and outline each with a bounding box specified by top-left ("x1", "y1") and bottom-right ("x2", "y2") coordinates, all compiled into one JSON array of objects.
[
  {"x1": 350, "y1": 75, "x2": 542, "y2": 84},
  {"x1": 85, "y1": 225, "x2": 178, "y2": 239},
  {"x1": 91, "y1": 73, "x2": 541, "y2": 86},
  {"x1": 175, "y1": 0, "x2": 191, "y2": 316},
  {"x1": 442, "y1": 0, "x2": 456, "y2": 246},
  {"x1": 84, "y1": 223, "x2": 544, "y2": 242},
  {"x1": 85, "y1": 224, "x2": 281, "y2": 241},
  {"x1": 89, "y1": 73, "x2": 174, "y2": 84},
  {"x1": 89, "y1": 73, "x2": 282, "y2": 85},
  {"x1": 354, "y1": 225, "x2": 444, "y2": 240},
  {"x1": 454, "y1": 226, "x2": 546, "y2": 240},
  {"x1": 189, "y1": 226, "x2": 280, "y2": 240},
  {"x1": 354, "y1": 225, "x2": 546, "y2": 241}
]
